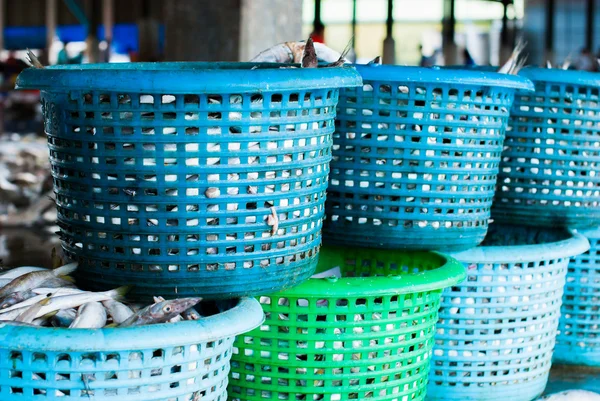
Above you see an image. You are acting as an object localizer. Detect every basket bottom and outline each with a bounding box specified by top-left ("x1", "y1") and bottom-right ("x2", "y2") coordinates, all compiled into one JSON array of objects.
[
  {"x1": 72, "y1": 253, "x2": 319, "y2": 302},
  {"x1": 553, "y1": 346, "x2": 600, "y2": 367},
  {"x1": 492, "y1": 205, "x2": 600, "y2": 229},
  {"x1": 426, "y1": 374, "x2": 548, "y2": 401},
  {"x1": 322, "y1": 225, "x2": 486, "y2": 252}
]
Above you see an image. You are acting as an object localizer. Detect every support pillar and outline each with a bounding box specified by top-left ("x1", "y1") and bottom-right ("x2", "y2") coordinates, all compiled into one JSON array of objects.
[
  {"x1": 586, "y1": 0, "x2": 594, "y2": 51},
  {"x1": 545, "y1": 0, "x2": 555, "y2": 64},
  {"x1": 382, "y1": 0, "x2": 395, "y2": 64},
  {"x1": 165, "y1": 0, "x2": 302, "y2": 62},
  {"x1": 102, "y1": 0, "x2": 113, "y2": 62},
  {"x1": 442, "y1": 0, "x2": 457, "y2": 65},
  {"x1": 499, "y1": 1, "x2": 512, "y2": 66},
  {"x1": 45, "y1": 0, "x2": 56, "y2": 63},
  {"x1": 351, "y1": 0, "x2": 357, "y2": 48}
]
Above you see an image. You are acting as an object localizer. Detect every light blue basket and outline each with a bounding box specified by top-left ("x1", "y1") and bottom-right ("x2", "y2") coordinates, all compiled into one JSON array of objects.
[
  {"x1": 493, "y1": 68, "x2": 600, "y2": 228},
  {"x1": 428, "y1": 224, "x2": 589, "y2": 401},
  {"x1": 16, "y1": 62, "x2": 362, "y2": 301},
  {"x1": 324, "y1": 64, "x2": 533, "y2": 251},
  {"x1": 0, "y1": 297, "x2": 264, "y2": 401},
  {"x1": 554, "y1": 226, "x2": 600, "y2": 366}
]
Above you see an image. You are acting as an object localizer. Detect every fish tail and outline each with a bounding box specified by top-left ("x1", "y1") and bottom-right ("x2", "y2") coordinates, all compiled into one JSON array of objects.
[
  {"x1": 106, "y1": 286, "x2": 132, "y2": 301},
  {"x1": 52, "y1": 262, "x2": 78, "y2": 277}
]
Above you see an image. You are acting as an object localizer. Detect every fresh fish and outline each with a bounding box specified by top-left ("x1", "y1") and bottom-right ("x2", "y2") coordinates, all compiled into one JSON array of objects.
[
  {"x1": 0, "y1": 288, "x2": 80, "y2": 315},
  {"x1": 120, "y1": 298, "x2": 202, "y2": 327},
  {"x1": 250, "y1": 40, "x2": 344, "y2": 64},
  {"x1": 51, "y1": 309, "x2": 77, "y2": 327},
  {"x1": 16, "y1": 298, "x2": 51, "y2": 323},
  {"x1": 181, "y1": 307, "x2": 202, "y2": 321},
  {"x1": 102, "y1": 300, "x2": 134, "y2": 324},
  {"x1": 0, "y1": 286, "x2": 129, "y2": 321},
  {"x1": 70, "y1": 302, "x2": 107, "y2": 329},
  {"x1": 0, "y1": 266, "x2": 46, "y2": 279},
  {"x1": 153, "y1": 296, "x2": 184, "y2": 322},
  {"x1": 0, "y1": 263, "x2": 78, "y2": 298},
  {"x1": 301, "y1": 38, "x2": 318, "y2": 68},
  {"x1": 0, "y1": 289, "x2": 36, "y2": 309}
]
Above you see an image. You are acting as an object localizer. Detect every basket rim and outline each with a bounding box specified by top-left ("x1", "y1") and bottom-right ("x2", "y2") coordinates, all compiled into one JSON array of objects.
[
  {"x1": 352, "y1": 64, "x2": 534, "y2": 91},
  {"x1": 262, "y1": 246, "x2": 466, "y2": 298},
  {"x1": 578, "y1": 226, "x2": 600, "y2": 238},
  {"x1": 519, "y1": 66, "x2": 600, "y2": 87},
  {"x1": 15, "y1": 62, "x2": 363, "y2": 93},
  {"x1": 448, "y1": 227, "x2": 590, "y2": 263},
  {"x1": 0, "y1": 297, "x2": 264, "y2": 351}
]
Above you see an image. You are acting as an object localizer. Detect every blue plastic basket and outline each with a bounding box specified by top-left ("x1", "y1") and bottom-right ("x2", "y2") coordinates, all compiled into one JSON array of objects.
[
  {"x1": 493, "y1": 68, "x2": 600, "y2": 228},
  {"x1": 427, "y1": 224, "x2": 589, "y2": 401},
  {"x1": 0, "y1": 297, "x2": 264, "y2": 401},
  {"x1": 554, "y1": 226, "x2": 600, "y2": 366},
  {"x1": 323, "y1": 65, "x2": 533, "y2": 251},
  {"x1": 16, "y1": 62, "x2": 362, "y2": 300}
]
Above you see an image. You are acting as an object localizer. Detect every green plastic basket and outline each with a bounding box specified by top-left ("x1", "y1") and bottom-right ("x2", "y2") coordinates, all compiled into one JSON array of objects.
[{"x1": 228, "y1": 246, "x2": 466, "y2": 401}]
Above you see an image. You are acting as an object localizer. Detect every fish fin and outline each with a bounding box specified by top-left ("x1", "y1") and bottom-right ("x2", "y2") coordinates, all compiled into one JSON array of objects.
[
  {"x1": 498, "y1": 38, "x2": 527, "y2": 74},
  {"x1": 52, "y1": 262, "x2": 78, "y2": 277},
  {"x1": 368, "y1": 56, "x2": 382, "y2": 65},
  {"x1": 25, "y1": 49, "x2": 44, "y2": 69},
  {"x1": 301, "y1": 37, "x2": 318, "y2": 68},
  {"x1": 546, "y1": 60, "x2": 552, "y2": 69},
  {"x1": 104, "y1": 323, "x2": 117, "y2": 328},
  {"x1": 154, "y1": 296, "x2": 165, "y2": 303},
  {"x1": 106, "y1": 285, "x2": 132, "y2": 301}
]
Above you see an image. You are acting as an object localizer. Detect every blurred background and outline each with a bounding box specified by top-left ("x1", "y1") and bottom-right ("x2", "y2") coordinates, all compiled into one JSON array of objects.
[{"x1": 0, "y1": 0, "x2": 598, "y2": 272}]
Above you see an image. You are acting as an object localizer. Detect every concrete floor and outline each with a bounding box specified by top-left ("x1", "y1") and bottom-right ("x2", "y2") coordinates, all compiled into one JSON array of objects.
[{"x1": 544, "y1": 364, "x2": 600, "y2": 396}]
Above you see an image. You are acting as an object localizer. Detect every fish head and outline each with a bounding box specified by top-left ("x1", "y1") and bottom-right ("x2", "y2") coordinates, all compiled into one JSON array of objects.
[{"x1": 152, "y1": 298, "x2": 201, "y2": 320}]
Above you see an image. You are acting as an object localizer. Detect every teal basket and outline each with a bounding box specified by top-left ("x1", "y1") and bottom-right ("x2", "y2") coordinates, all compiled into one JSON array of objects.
[
  {"x1": 428, "y1": 224, "x2": 590, "y2": 401},
  {"x1": 493, "y1": 68, "x2": 600, "y2": 228},
  {"x1": 555, "y1": 226, "x2": 600, "y2": 366},
  {"x1": 324, "y1": 64, "x2": 533, "y2": 251},
  {"x1": 16, "y1": 62, "x2": 362, "y2": 301},
  {"x1": 0, "y1": 297, "x2": 264, "y2": 401}
]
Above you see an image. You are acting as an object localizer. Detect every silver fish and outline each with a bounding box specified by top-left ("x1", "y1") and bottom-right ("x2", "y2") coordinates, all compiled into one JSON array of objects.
[
  {"x1": 0, "y1": 266, "x2": 46, "y2": 279},
  {"x1": 0, "y1": 289, "x2": 36, "y2": 309},
  {"x1": 0, "y1": 263, "x2": 78, "y2": 298},
  {"x1": 119, "y1": 298, "x2": 202, "y2": 327},
  {"x1": 102, "y1": 300, "x2": 134, "y2": 324},
  {"x1": 16, "y1": 298, "x2": 52, "y2": 323},
  {"x1": 51, "y1": 308, "x2": 77, "y2": 327},
  {"x1": 0, "y1": 286, "x2": 128, "y2": 321},
  {"x1": 70, "y1": 302, "x2": 107, "y2": 329},
  {"x1": 0, "y1": 288, "x2": 81, "y2": 315}
]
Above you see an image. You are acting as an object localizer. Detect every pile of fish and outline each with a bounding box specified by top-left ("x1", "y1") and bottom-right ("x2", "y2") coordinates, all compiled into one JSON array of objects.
[
  {"x1": 0, "y1": 133, "x2": 54, "y2": 227},
  {"x1": 0, "y1": 264, "x2": 203, "y2": 329}
]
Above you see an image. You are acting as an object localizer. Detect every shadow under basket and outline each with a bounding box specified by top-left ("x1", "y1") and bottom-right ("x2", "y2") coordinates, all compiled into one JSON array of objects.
[
  {"x1": 0, "y1": 297, "x2": 264, "y2": 401},
  {"x1": 323, "y1": 64, "x2": 534, "y2": 252},
  {"x1": 15, "y1": 62, "x2": 362, "y2": 301},
  {"x1": 427, "y1": 224, "x2": 590, "y2": 401},
  {"x1": 228, "y1": 245, "x2": 466, "y2": 401}
]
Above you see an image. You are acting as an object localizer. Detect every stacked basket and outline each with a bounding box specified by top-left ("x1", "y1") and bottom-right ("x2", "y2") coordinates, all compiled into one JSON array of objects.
[
  {"x1": 228, "y1": 64, "x2": 536, "y2": 401},
  {"x1": 492, "y1": 68, "x2": 600, "y2": 371},
  {"x1": 7, "y1": 62, "x2": 362, "y2": 401},
  {"x1": 427, "y1": 67, "x2": 598, "y2": 401}
]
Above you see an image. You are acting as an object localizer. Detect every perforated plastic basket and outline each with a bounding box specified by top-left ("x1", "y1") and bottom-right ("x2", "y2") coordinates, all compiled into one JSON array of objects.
[
  {"x1": 16, "y1": 63, "x2": 362, "y2": 300},
  {"x1": 554, "y1": 226, "x2": 600, "y2": 366},
  {"x1": 493, "y1": 68, "x2": 600, "y2": 228},
  {"x1": 0, "y1": 297, "x2": 263, "y2": 401},
  {"x1": 228, "y1": 245, "x2": 466, "y2": 401},
  {"x1": 427, "y1": 224, "x2": 589, "y2": 401},
  {"x1": 323, "y1": 65, "x2": 533, "y2": 251}
]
